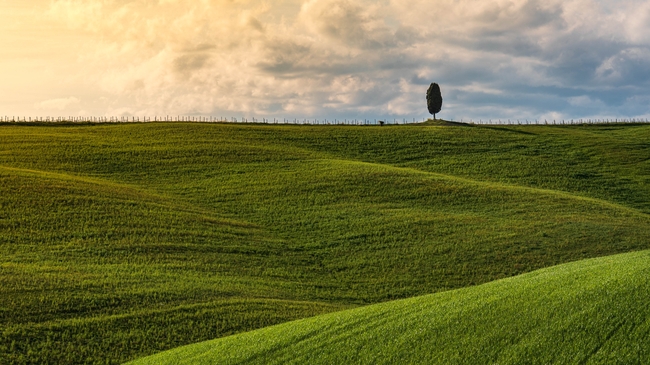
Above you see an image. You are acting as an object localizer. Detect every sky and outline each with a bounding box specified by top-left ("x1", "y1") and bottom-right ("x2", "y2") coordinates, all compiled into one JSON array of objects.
[{"x1": 1, "y1": 0, "x2": 650, "y2": 121}]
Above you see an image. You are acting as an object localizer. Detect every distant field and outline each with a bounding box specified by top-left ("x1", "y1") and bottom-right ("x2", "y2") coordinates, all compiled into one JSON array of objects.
[
  {"x1": 1, "y1": 122, "x2": 649, "y2": 364},
  {"x1": 128, "y1": 249, "x2": 650, "y2": 365}
]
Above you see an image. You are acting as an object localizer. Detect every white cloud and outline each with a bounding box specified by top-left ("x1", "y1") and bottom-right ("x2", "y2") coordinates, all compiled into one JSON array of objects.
[
  {"x1": 568, "y1": 95, "x2": 605, "y2": 108},
  {"x1": 35, "y1": 97, "x2": 80, "y2": 111}
]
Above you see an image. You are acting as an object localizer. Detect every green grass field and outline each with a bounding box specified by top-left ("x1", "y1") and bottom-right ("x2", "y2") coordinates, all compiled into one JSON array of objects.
[
  {"x1": 1, "y1": 122, "x2": 649, "y2": 364},
  {"x1": 127, "y1": 249, "x2": 650, "y2": 365}
]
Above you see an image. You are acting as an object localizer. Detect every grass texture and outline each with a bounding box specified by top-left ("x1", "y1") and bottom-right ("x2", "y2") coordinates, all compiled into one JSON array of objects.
[
  {"x1": 128, "y1": 249, "x2": 650, "y2": 365},
  {"x1": 1, "y1": 122, "x2": 649, "y2": 363}
]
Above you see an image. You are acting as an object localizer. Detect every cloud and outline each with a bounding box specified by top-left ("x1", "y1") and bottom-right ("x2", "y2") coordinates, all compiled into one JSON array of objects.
[
  {"x1": 35, "y1": 97, "x2": 80, "y2": 111},
  {"x1": 38, "y1": 0, "x2": 650, "y2": 120},
  {"x1": 299, "y1": 0, "x2": 397, "y2": 49}
]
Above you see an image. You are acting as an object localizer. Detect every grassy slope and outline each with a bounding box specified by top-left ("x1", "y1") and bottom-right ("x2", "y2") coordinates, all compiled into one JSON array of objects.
[
  {"x1": 1, "y1": 123, "x2": 649, "y2": 363},
  {"x1": 128, "y1": 249, "x2": 650, "y2": 365}
]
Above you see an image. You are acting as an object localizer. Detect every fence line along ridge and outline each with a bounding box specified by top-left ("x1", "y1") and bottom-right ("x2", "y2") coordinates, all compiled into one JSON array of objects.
[{"x1": 2, "y1": 116, "x2": 649, "y2": 125}]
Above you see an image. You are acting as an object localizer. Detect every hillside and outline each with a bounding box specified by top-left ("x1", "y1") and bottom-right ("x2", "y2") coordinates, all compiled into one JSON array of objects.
[
  {"x1": 1, "y1": 122, "x2": 649, "y2": 363},
  {"x1": 128, "y1": 249, "x2": 650, "y2": 365}
]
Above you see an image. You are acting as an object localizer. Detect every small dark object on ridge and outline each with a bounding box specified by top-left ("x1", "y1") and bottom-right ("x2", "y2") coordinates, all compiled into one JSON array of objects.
[
  {"x1": 426, "y1": 83, "x2": 443, "y2": 120},
  {"x1": 379, "y1": 121, "x2": 385, "y2": 126}
]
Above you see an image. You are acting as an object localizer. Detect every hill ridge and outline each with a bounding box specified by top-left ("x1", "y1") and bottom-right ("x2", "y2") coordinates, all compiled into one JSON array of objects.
[
  {"x1": 0, "y1": 164, "x2": 263, "y2": 229},
  {"x1": 326, "y1": 158, "x2": 650, "y2": 219}
]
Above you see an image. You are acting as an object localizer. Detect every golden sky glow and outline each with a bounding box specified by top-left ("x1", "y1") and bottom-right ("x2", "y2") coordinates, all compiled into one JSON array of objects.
[{"x1": 2, "y1": 0, "x2": 650, "y2": 120}]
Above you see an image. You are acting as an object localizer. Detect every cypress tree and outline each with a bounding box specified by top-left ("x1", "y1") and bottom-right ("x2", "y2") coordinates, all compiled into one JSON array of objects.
[{"x1": 426, "y1": 83, "x2": 443, "y2": 120}]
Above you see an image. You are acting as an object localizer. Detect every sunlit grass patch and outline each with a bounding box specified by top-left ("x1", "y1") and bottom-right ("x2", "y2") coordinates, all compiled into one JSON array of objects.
[{"x1": 129, "y1": 250, "x2": 650, "y2": 365}]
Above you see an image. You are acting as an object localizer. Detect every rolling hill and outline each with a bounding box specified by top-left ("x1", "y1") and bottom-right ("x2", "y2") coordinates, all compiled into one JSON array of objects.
[
  {"x1": 128, "y1": 249, "x2": 650, "y2": 365},
  {"x1": 1, "y1": 122, "x2": 649, "y2": 363}
]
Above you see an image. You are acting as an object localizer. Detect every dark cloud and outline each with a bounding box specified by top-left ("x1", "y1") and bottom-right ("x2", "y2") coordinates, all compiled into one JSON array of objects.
[
  {"x1": 301, "y1": 0, "x2": 399, "y2": 50},
  {"x1": 173, "y1": 53, "x2": 211, "y2": 74}
]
